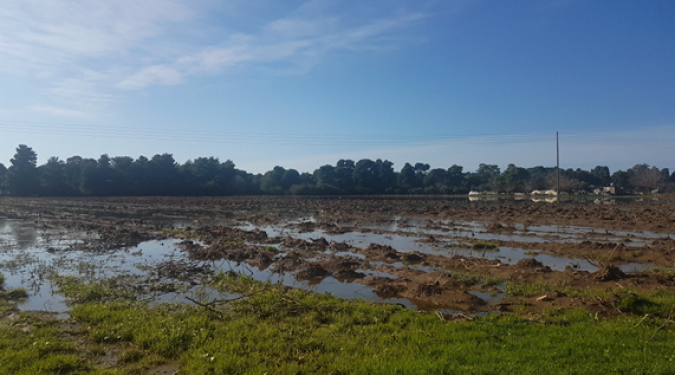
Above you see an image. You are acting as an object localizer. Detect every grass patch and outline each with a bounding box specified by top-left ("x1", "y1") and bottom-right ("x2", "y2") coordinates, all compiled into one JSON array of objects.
[
  {"x1": 39, "y1": 276, "x2": 675, "y2": 374},
  {"x1": 0, "y1": 317, "x2": 103, "y2": 374},
  {"x1": 0, "y1": 288, "x2": 28, "y2": 300},
  {"x1": 450, "y1": 271, "x2": 502, "y2": 286},
  {"x1": 506, "y1": 282, "x2": 675, "y2": 317},
  {"x1": 54, "y1": 275, "x2": 139, "y2": 304},
  {"x1": 505, "y1": 281, "x2": 613, "y2": 299},
  {"x1": 472, "y1": 241, "x2": 499, "y2": 250},
  {"x1": 0, "y1": 272, "x2": 28, "y2": 302}
]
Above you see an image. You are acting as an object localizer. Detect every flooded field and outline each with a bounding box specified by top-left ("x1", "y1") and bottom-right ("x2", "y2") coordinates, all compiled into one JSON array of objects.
[{"x1": 1, "y1": 196, "x2": 675, "y2": 315}]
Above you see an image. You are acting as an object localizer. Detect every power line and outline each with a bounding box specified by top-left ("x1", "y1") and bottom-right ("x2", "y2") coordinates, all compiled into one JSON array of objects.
[{"x1": 1, "y1": 119, "x2": 674, "y2": 148}]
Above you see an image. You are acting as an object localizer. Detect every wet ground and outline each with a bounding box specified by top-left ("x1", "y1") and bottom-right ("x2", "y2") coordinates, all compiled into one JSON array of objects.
[{"x1": 1, "y1": 196, "x2": 675, "y2": 315}]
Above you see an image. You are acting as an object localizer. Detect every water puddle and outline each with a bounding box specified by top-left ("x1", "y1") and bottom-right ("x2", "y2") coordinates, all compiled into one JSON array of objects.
[{"x1": 0, "y1": 215, "x2": 665, "y2": 314}]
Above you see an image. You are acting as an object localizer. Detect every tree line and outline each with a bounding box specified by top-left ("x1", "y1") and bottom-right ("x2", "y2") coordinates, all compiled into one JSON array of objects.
[{"x1": 0, "y1": 144, "x2": 673, "y2": 197}]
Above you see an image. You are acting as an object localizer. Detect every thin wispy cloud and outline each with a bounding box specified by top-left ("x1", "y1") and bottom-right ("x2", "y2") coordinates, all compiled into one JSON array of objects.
[
  {"x1": 29, "y1": 105, "x2": 89, "y2": 118},
  {"x1": 0, "y1": 0, "x2": 427, "y2": 109},
  {"x1": 117, "y1": 12, "x2": 426, "y2": 90}
]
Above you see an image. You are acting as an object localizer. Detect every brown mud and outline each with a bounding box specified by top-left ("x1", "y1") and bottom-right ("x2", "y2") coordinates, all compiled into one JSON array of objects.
[{"x1": 1, "y1": 196, "x2": 675, "y2": 315}]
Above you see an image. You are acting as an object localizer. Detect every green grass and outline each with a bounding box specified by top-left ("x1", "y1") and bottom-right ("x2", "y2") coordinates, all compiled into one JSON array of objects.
[
  {"x1": 0, "y1": 315, "x2": 120, "y2": 375},
  {"x1": 504, "y1": 281, "x2": 612, "y2": 299},
  {"x1": 472, "y1": 241, "x2": 499, "y2": 250},
  {"x1": 40, "y1": 276, "x2": 675, "y2": 374},
  {"x1": 506, "y1": 282, "x2": 675, "y2": 317},
  {"x1": 0, "y1": 288, "x2": 28, "y2": 301},
  {"x1": 0, "y1": 272, "x2": 28, "y2": 305},
  {"x1": 447, "y1": 271, "x2": 502, "y2": 286}
]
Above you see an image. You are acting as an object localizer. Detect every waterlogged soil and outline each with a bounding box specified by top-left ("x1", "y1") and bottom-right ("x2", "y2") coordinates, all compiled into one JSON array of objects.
[{"x1": 1, "y1": 196, "x2": 675, "y2": 315}]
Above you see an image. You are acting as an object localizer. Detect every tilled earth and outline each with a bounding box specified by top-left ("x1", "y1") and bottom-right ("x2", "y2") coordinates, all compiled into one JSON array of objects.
[{"x1": 1, "y1": 196, "x2": 675, "y2": 316}]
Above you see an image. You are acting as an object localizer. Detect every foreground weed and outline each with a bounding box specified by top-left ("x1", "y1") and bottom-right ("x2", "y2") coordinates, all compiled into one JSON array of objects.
[
  {"x1": 449, "y1": 271, "x2": 502, "y2": 286},
  {"x1": 54, "y1": 277, "x2": 675, "y2": 374},
  {"x1": 54, "y1": 274, "x2": 138, "y2": 304},
  {"x1": 506, "y1": 282, "x2": 675, "y2": 317},
  {"x1": 505, "y1": 281, "x2": 612, "y2": 299},
  {"x1": 472, "y1": 241, "x2": 499, "y2": 250},
  {"x1": 0, "y1": 318, "x2": 94, "y2": 374},
  {"x1": 0, "y1": 272, "x2": 28, "y2": 303}
]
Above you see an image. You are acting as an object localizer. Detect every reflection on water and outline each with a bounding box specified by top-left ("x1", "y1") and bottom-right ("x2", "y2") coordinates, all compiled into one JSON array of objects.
[
  {"x1": 10, "y1": 223, "x2": 38, "y2": 250},
  {"x1": 0, "y1": 210, "x2": 668, "y2": 314},
  {"x1": 238, "y1": 220, "x2": 659, "y2": 273},
  {"x1": 0, "y1": 219, "x2": 421, "y2": 312}
]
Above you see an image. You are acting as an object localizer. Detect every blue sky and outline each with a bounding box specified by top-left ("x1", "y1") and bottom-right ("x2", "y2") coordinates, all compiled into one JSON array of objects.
[{"x1": 1, "y1": 0, "x2": 674, "y2": 174}]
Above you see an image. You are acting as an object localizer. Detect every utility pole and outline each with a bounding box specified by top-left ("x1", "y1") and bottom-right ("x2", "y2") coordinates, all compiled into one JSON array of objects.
[{"x1": 556, "y1": 131, "x2": 560, "y2": 200}]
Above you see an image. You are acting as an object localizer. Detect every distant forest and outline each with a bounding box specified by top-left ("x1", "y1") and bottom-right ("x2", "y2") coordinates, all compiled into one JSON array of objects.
[{"x1": 0, "y1": 144, "x2": 673, "y2": 197}]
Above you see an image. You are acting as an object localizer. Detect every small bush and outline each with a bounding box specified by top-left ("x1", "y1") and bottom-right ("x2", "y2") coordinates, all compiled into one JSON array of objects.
[{"x1": 614, "y1": 292, "x2": 658, "y2": 315}]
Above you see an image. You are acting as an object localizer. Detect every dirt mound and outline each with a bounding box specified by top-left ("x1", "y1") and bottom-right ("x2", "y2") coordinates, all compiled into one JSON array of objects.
[
  {"x1": 324, "y1": 226, "x2": 352, "y2": 235},
  {"x1": 402, "y1": 252, "x2": 424, "y2": 262},
  {"x1": 282, "y1": 237, "x2": 327, "y2": 251},
  {"x1": 309, "y1": 237, "x2": 329, "y2": 247},
  {"x1": 410, "y1": 282, "x2": 444, "y2": 298},
  {"x1": 516, "y1": 258, "x2": 552, "y2": 272},
  {"x1": 366, "y1": 243, "x2": 395, "y2": 252},
  {"x1": 384, "y1": 251, "x2": 401, "y2": 260},
  {"x1": 593, "y1": 266, "x2": 626, "y2": 281},
  {"x1": 332, "y1": 270, "x2": 366, "y2": 279},
  {"x1": 373, "y1": 284, "x2": 407, "y2": 297},
  {"x1": 296, "y1": 264, "x2": 331, "y2": 279},
  {"x1": 270, "y1": 258, "x2": 305, "y2": 273},
  {"x1": 321, "y1": 258, "x2": 363, "y2": 271},
  {"x1": 176, "y1": 240, "x2": 203, "y2": 252},
  {"x1": 517, "y1": 258, "x2": 544, "y2": 268},
  {"x1": 330, "y1": 241, "x2": 354, "y2": 251}
]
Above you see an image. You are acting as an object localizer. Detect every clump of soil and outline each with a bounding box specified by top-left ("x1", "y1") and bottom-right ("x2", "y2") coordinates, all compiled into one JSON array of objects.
[
  {"x1": 410, "y1": 282, "x2": 444, "y2": 298},
  {"x1": 517, "y1": 258, "x2": 544, "y2": 268},
  {"x1": 384, "y1": 251, "x2": 401, "y2": 260},
  {"x1": 176, "y1": 240, "x2": 202, "y2": 252},
  {"x1": 372, "y1": 283, "x2": 407, "y2": 297},
  {"x1": 401, "y1": 252, "x2": 424, "y2": 263},
  {"x1": 486, "y1": 222, "x2": 516, "y2": 232},
  {"x1": 366, "y1": 243, "x2": 395, "y2": 252},
  {"x1": 296, "y1": 264, "x2": 331, "y2": 279},
  {"x1": 517, "y1": 258, "x2": 552, "y2": 272},
  {"x1": 332, "y1": 270, "x2": 366, "y2": 279},
  {"x1": 593, "y1": 266, "x2": 626, "y2": 281}
]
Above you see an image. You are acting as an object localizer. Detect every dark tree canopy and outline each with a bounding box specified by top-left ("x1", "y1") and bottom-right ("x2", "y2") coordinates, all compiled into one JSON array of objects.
[
  {"x1": 2, "y1": 144, "x2": 672, "y2": 197},
  {"x1": 7, "y1": 144, "x2": 39, "y2": 196}
]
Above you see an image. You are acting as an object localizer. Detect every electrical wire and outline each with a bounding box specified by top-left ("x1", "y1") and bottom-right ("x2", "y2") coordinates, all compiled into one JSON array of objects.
[{"x1": 1, "y1": 119, "x2": 674, "y2": 148}]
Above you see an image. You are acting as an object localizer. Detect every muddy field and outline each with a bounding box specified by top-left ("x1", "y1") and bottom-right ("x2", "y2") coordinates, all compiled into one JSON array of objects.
[{"x1": 1, "y1": 196, "x2": 675, "y2": 316}]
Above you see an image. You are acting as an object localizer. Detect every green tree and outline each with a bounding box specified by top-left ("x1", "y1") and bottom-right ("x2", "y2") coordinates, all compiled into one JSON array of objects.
[
  {"x1": 0, "y1": 162, "x2": 6, "y2": 193},
  {"x1": 353, "y1": 159, "x2": 378, "y2": 193},
  {"x1": 7, "y1": 145, "x2": 39, "y2": 196},
  {"x1": 494, "y1": 164, "x2": 530, "y2": 193},
  {"x1": 423, "y1": 168, "x2": 447, "y2": 193},
  {"x1": 397, "y1": 163, "x2": 416, "y2": 192},
  {"x1": 148, "y1": 154, "x2": 180, "y2": 195},
  {"x1": 335, "y1": 159, "x2": 355, "y2": 192},
  {"x1": 39, "y1": 157, "x2": 77, "y2": 196},
  {"x1": 629, "y1": 164, "x2": 664, "y2": 193},
  {"x1": 590, "y1": 166, "x2": 611, "y2": 186},
  {"x1": 82, "y1": 155, "x2": 115, "y2": 195},
  {"x1": 261, "y1": 166, "x2": 287, "y2": 194}
]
